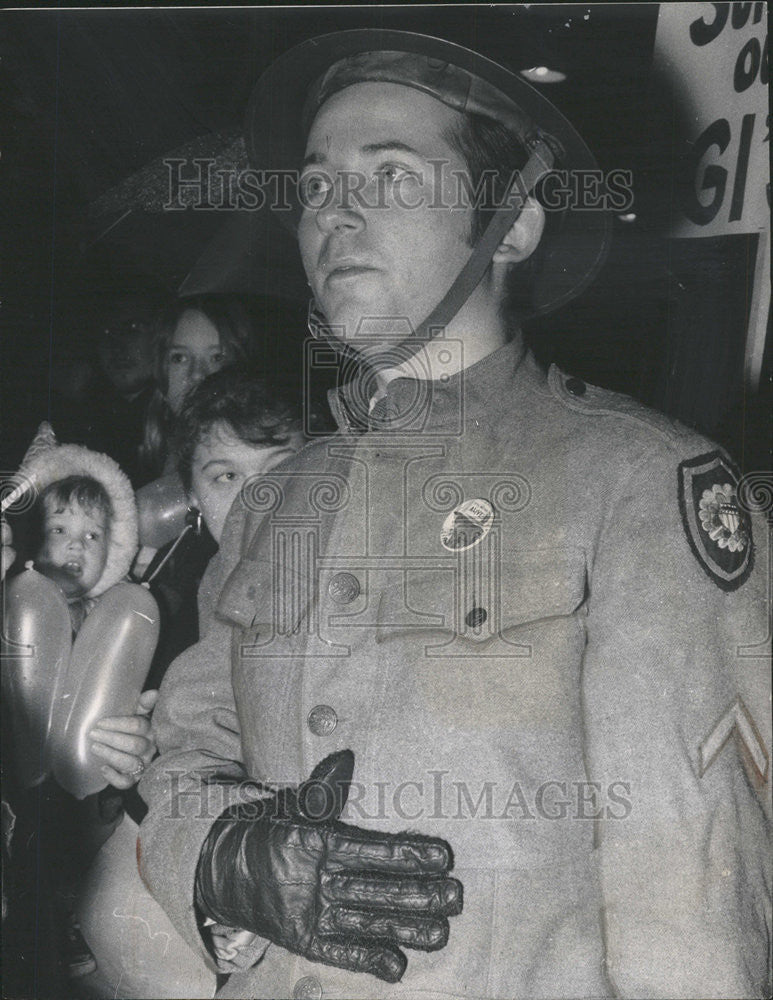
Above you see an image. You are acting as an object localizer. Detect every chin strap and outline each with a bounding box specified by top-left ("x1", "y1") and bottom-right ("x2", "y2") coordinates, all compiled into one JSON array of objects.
[{"x1": 307, "y1": 133, "x2": 559, "y2": 379}]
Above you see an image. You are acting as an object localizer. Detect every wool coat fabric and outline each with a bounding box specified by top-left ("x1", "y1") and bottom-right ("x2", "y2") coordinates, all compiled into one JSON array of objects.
[{"x1": 139, "y1": 341, "x2": 771, "y2": 1000}]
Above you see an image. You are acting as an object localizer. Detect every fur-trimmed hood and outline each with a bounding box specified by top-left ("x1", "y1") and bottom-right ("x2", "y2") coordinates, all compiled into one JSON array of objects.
[{"x1": 17, "y1": 423, "x2": 138, "y2": 597}]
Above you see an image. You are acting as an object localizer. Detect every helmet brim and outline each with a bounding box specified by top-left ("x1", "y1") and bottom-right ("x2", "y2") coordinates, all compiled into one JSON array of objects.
[{"x1": 184, "y1": 29, "x2": 611, "y2": 318}]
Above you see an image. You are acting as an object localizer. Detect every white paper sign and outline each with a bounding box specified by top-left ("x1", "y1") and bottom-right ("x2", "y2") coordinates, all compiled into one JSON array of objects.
[{"x1": 654, "y1": 2, "x2": 769, "y2": 238}]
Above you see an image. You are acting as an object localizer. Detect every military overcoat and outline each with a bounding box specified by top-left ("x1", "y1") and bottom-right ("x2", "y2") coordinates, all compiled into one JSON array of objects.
[{"x1": 139, "y1": 341, "x2": 771, "y2": 999}]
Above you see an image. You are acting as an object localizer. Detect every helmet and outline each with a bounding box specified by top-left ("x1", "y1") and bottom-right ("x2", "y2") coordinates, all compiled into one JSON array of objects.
[{"x1": 183, "y1": 29, "x2": 610, "y2": 327}]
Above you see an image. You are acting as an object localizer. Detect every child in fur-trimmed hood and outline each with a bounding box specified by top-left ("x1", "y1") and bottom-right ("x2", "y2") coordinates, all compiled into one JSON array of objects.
[
  {"x1": 19, "y1": 422, "x2": 138, "y2": 629},
  {"x1": 3, "y1": 423, "x2": 158, "y2": 981}
]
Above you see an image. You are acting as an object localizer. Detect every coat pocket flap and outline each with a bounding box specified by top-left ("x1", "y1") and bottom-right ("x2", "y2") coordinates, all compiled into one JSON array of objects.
[
  {"x1": 376, "y1": 547, "x2": 587, "y2": 643},
  {"x1": 217, "y1": 554, "x2": 313, "y2": 633}
]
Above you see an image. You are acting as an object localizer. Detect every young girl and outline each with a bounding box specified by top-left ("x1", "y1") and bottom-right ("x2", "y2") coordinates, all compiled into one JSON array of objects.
[
  {"x1": 132, "y1": 297, "x2": 257, "y2": 686},
  {"x1": 175, "y1": 366, "x2": 306, "y2": 545},
  {"x1": 139, "y1": 296, "x2": 255, "y2": 481},
  {"x1": 3, "y1": 424, "x2": 158, "y2": 980}
]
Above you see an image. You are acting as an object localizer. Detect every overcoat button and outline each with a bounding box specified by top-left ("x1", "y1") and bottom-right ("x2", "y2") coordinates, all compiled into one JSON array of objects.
[
  {"x1": 308, "y1": 704, "x2": 338, "y2": 736},
  {"x1": 246, "y1": 585, "x2": 257, "y2": 600},
  {"x1": 466, "y1": 606, "x2": 488, "y2": 628},
  {"x1": 293, "y1": 976, "x2": 322, "y2": 999},
  {"x1": 565, "y1": 377, "x2": 587, "y2": 396},
  {"x1": 328, "y1": 572, "x2": 361, "y2": 604}
]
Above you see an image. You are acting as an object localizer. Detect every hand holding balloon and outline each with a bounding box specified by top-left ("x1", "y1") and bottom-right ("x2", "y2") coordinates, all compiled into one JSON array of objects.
[
  {"x1": 89, "y1": 689, "x2": 158, "y2": 789},
  {"x1": 50, "y1": 581, "x2": 160, "y2": 798}
]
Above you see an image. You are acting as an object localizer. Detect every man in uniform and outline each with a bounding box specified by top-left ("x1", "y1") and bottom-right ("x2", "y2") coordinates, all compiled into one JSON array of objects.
[{"x1": 138, "y1": 28, "x2": 772, "y2": 1000}]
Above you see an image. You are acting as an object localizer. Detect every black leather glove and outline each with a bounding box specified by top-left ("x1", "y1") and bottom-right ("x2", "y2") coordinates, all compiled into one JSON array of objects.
[{"x1": 195, "y1": 749, "x2": 463, "y2": 983}]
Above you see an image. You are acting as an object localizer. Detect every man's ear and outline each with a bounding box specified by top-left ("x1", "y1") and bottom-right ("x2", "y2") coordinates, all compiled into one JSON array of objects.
[{"x1": 491, "y1": 197, "x2": 545, "y2": 265}]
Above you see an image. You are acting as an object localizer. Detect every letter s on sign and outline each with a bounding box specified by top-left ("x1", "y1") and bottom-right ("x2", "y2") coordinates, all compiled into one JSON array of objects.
[{"x1": 689, "y1": 2, "x2": 729, "y2": 46}]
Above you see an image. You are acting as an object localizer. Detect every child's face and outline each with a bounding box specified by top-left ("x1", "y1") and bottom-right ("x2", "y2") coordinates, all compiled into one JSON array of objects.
[
  {"x1": 36, "y1": 500, "x2": 109, "y2": 599},
  {"x1": 190, "y1": 421, "x2": 302, "y2": 544}
]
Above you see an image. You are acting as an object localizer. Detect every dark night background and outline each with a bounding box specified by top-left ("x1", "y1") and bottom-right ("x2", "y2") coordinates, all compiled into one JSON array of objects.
[
  {"x1": 1, "y1": 4, "x2": 770, "y2": 474},
  {"x1": 0, "y1": 8, "x2": 769, "y2": 998}
]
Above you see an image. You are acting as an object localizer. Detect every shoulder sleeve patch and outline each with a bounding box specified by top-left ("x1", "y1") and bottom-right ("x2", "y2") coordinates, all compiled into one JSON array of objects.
[{"x1": 678, "y1": 450, "x2": 753, "y2": 592}]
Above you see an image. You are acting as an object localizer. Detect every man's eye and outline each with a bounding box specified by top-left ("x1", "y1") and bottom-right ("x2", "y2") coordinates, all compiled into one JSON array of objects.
[
  {"x1": 210, "y1": 352, "x2": 227, "y2": 366},
  {"x1": 85, "y1": 532, "x2": 100, "y2": 541},
  {"x1": 49, "y1": 526, "x2": 63, "y2": 534},
  {"x1": 168, "y1": 351, "x2": 188, "y2": 365},
  {"x1": 375, "y1": 164, "x2": 418, "y2": 184},
  {"x1": 215, "y1": 471, "x2": 239, "y2": 484},
  {"x1": 299, "y1": 171, "x2": 334, "y2": 209}
]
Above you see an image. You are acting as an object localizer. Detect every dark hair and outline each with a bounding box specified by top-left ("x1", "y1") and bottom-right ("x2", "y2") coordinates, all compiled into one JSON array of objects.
[
  {"x1": 139, "y1": 296, "x2": 255, "y2": 479},
  {"x1": 39, "y1": 475, "x2": 113, "y2": 520},
  {"x1": 444, "y1": 111, "x2": 552, "y2": 320},
  {"x1": 174, "y1": 368, "x2": 304, "y2": 492}
]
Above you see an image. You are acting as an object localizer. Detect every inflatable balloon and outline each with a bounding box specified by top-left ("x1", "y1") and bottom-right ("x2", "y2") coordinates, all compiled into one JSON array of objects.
[
  {"x1": 135, "y1": 473, "x2": 189, "y2": 549},
  {"x1": 51, "y1": 582, "x2": 159, "y2": 799},
  {"x1": 1, "y1": 565, "x2": 72, "y2": 787}
]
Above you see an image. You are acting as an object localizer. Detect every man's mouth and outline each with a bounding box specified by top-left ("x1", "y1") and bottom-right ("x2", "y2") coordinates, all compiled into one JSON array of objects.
[
  {"x1": 328, "y1": 266, "x2": 377, "y2": 278},
  {"x1": 323, "y1": 259, "x2": 379, "y2": 285},
  {"x1": 63, "y1": 560, "x2": 83, "y2": 577}
]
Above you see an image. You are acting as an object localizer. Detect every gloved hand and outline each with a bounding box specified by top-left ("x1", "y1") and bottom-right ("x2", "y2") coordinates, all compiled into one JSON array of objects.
[{"x1": 195, "y1": 749, "x2": 463, "y2": 983}]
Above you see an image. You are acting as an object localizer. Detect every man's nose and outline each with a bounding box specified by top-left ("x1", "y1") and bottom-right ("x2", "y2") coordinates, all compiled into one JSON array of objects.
[
  {"x1": 68, "y1": 536, "x2": 84, "y2": 551},
  {"x1": 315, "y1": 181, "x2": 366, "y2": 235}
]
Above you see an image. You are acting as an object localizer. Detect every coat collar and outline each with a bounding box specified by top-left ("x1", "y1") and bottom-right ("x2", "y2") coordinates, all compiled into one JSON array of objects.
[{"x1": 327, "y1": 338, "x2": 544, "y2": 434}]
